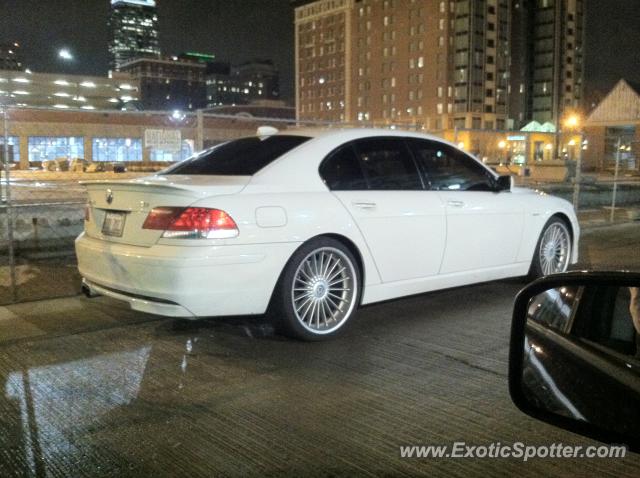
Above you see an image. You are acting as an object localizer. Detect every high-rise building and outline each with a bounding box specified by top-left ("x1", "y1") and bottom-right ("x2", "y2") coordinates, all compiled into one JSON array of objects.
[
  {"x1": 450, "y1": 0, "x2": 511, "y2": 130},
  {"x1": 295, "y1": 0, "x2": 351, "y2": 122},
  {"x1": 206, "y1": 59, "x2": 280, "y2": 107},
  {"x1": 509, "y1": 0, "x2": 585, "y2": 128},
  {"x1": 119, "y1": 56, "x2": 207, "y2": 111},
  {"x1": 295, "y1": 0, "x2": 584, "y2": 131},
  {"x1": 295, "y1": 0, "x2": 511, "y2": 130},
  {"x1": 234, "y1": 60, "x2": 280, "y2": 102},
  {"x1": 0, "y1": 42, "x2": 23, "y2": 71},
  {"x1": 108, "y1": 0, "x2": 161, "y2": 71}
]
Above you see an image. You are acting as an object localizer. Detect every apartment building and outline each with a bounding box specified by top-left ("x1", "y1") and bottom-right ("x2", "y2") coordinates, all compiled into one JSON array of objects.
[
  {"x1": 510, "y1": 0, "x2": 585, "y2": 128},
  {"x1": 295, "y1": 0, "x2": 510, "y2": 129},
  {"x1": 295, "y1": 0, "x2": 584, "y2": 131}
]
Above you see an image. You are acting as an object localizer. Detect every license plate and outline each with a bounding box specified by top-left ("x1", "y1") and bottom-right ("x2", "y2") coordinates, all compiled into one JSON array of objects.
[{"x1": 102, "y1": 211, "x2": 126, "y2": 237}]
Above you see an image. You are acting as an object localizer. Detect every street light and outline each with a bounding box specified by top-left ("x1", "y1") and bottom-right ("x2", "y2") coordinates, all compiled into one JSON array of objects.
[
  {"x1": 564, "y1": 114, "x2": 579, "y2": 130},
  {"x1": 58, "y1": 49, "x2": 74, "y2": 61},
  {"x1": 171, "y1": 109, "x2": 186, "y2": 121},
  {"x1": 562, "y1": 113, "x2": 583, "y2": 211}
]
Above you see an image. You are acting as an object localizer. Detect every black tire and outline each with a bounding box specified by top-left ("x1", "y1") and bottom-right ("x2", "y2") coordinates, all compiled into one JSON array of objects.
[
  {"x1": 270, "y1": 237, "x2": 361, "y2": 341},
  {"x1": 528, "y1": 216, "x2": 572, "y2": 280}
]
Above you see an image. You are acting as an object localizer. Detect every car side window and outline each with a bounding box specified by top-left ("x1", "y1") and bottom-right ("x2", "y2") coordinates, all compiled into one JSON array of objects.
[
  {"x1": 319, "y1": 144, "x2": 368, "y2": 190},
  {"x1": 407, "y1": 139, "x2": 494, "y2": 191},
  {"x1": 352, "y1": 138, "x2": 423, "y2": 190}
]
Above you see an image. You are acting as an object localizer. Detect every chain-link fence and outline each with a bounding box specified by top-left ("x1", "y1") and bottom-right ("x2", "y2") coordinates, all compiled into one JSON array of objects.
[
  {"x1": 0, "y1": 105, "x2": 425, "y2": 304},
  {"x1": 1, "y1": 106, "x2": 639, "y2": 305}
]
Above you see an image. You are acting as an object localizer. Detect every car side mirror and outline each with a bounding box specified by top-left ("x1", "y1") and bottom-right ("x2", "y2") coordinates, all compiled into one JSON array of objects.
[
  {"x1": 509, "y1": 272, "x2": 640, "y2": 452},
  {"x1": 495, "y1": 174, "x2": 513, "y2": 192}
]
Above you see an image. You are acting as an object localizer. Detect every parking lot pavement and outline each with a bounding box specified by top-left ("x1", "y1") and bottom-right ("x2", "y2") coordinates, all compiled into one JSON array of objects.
[{"x1": 0, "y1": 225, "x2": 639, "y2": 476}]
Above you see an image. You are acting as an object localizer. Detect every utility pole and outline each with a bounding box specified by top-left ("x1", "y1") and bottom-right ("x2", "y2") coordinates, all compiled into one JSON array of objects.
[{"x1": 2, "y1": 105, "x2": 17, "y2": 302}]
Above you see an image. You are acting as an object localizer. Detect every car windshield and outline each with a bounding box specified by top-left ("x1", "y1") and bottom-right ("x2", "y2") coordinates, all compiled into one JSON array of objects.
[{"x1": 161, "y1": 135, "x2": 311, "y2": 176}]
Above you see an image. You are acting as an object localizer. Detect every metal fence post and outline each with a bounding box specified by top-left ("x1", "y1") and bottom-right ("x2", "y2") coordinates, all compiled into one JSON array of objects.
[
  {"x1": 2, "y1": 106, "x2": 17, "y2": 302},
  {"x1": 196, "y1": 109, "x2": 204, "y2": 152},
  {"x1": 572, "y1": 132, "x2": 583, "y2": 212},
  {"x1": 610, "y1": 137, "x2": 622, "y2": 223}
]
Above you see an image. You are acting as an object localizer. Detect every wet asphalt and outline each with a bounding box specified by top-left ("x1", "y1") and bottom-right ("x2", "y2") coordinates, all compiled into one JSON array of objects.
[{"x1": 0, "y1": 224, "x2": 639, "y2": 477}]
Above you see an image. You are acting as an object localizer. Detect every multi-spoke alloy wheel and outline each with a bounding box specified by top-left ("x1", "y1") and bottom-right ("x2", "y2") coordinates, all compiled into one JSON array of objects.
[
  {"x1": 531, "y1": 218, "x2": 571, "y2": 278},
  {"x1": 291, "y1": 247, "x2": 357, "y2": 334},
  {"x1": 272, "y1": 238, "x2": 360, "y2": 340}
]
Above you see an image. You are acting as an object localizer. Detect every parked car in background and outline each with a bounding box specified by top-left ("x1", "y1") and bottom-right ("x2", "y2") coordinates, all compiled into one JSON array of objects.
[
  {"x1": 76, "y1": 128, "x2": 580, "y2": 340},
  {"x1": 84, "y1": 161, "x2": 104, "y2": 173},
  {"x1": 104, "y1": 162, "x2": 127, "y2": 173},
  {"x1": 70, "y1": 158, "x2": 104, "y2": 173}
]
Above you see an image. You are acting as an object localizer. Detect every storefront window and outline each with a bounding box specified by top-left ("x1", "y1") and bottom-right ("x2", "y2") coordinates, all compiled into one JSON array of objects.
[
  {"x1": 150, "y1": 140, "x2": 194, "y2": 162},
  {"x1": 0, "y1": 136, "x2": 20, "y2": 163},
  {"x1": 605, "y1": 126, "x2": 636, "y2": 170},
  {"x1": 28, "y1": 136, "x2": 84, "y2": 163},
  {"x1": 534, "y1": 141, "x2": 544, "y2": 161},
  {"x1": 92, "y1": 137, "x2": 143, "y2": 162}
]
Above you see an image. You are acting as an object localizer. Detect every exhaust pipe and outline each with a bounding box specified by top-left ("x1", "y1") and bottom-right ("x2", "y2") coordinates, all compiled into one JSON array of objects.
[{"x1": 81, "y1": 280, "x2": 100, "y2": 298}]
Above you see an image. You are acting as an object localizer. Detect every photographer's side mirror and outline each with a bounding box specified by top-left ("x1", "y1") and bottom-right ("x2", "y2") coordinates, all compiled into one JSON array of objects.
[{"x1": 509, "y1": 272, "x2": 640, "y2": 452}]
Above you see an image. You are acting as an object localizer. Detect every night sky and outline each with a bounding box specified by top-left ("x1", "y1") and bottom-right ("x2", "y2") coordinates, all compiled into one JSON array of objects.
[{"x1": 1, "y1": 0, "x2": 639, "y2": 106}]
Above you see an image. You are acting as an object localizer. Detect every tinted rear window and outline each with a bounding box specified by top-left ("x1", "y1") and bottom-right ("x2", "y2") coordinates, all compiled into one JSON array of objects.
[{"x1": 161, "y1": 135, "x2": 311, "y2": 176}]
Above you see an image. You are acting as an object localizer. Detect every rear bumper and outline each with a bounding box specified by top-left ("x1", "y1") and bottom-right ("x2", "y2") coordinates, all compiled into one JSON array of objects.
[
  {"x1": 75, "y1": 233, "x2": 300, "y2": 318},
  {"x1": 82, "y1": 278, "x2": 196, "y2": 317}
]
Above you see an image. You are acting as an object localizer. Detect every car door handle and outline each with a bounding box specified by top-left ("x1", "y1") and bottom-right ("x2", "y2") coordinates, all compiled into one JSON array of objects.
[
  {"x1": 352, "y1": 201, "x2": 377, "y2": 209},
  {"x1": 447, "y1": 200, "x2": 465, "y2": 208}
]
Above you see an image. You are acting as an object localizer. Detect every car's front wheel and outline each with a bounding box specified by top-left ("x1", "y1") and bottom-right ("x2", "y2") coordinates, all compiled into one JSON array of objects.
[
  {"x1": 271, "y1": 237, "x2": 360, "y2": 341},
  {"x1": 529, "y1": 216, "x2": 572, "y2": 279}
]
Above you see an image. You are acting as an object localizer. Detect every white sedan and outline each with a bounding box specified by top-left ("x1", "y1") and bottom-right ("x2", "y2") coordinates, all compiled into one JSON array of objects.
[{"x1": 76, "y1": 128, "x2": 579, "y2": 340}]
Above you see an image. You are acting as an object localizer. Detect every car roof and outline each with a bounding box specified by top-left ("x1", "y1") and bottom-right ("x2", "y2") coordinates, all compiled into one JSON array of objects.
[{"x1": 277, "y1": 126, "x2": 452, "y2": 144}]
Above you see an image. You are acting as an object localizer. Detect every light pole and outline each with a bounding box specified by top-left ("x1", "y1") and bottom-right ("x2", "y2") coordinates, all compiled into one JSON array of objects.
[
  {"x1": 1, "y1": 102, "x2": 17, "y2": 301},
  {"x1": 564, "y1": 114, "x2": 583, "y2": 211},
  {"x1": 498, "y1": 140, "x2": 507, "y2": 165}
]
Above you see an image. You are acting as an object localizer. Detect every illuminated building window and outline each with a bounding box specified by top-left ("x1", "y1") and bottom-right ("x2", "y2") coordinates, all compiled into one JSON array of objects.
[
  {"x1": 28, "y1": 136, "x2": 84, "y2": 163},
  {"x1": 92, "y1": 137, "x2": 143, "y2": 162},
  {"x1": 150, "y1": 140, "x2": 194, "y2": 162}
]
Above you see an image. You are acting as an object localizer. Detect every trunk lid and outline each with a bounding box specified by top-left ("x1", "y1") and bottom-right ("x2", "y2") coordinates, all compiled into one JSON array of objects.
[{"x1": 82, "y1": 175, "x2": 249, "y2": 247}]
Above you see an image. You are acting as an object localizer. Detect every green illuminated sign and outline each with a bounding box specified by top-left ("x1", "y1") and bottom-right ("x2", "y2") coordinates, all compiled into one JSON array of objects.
[{"x1": 184, "y1": 52, "x2": 216, "y2": 60}]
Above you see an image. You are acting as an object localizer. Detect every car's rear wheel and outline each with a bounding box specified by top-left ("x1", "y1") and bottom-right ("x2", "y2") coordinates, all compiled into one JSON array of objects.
[
  {"x1": 529, "y1": 216, "x2": 572, "y2": 279},
  {"x1": 271, "y1": 238, "x2": 360, "y2": 341}
]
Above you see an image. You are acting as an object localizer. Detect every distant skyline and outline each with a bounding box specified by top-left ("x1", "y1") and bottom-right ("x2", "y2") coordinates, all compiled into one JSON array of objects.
[
  {"x1": 1, "y1": 0, "x2": 639, "y2": 108},
  {"x1": 0, "y1": 0, "x2": 295, "y2": 100}
]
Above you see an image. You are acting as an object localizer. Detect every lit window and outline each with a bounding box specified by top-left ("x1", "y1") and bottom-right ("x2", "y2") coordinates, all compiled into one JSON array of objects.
[
  {"x1": 150, "y1": 141, "x2": 194, "y2": 162},
  {"x1": 92, "y1": 137, "x2": 143, "y2": 162},
  {"x1": 28, "y1": 136, "x2": 84, "y2": 163}
]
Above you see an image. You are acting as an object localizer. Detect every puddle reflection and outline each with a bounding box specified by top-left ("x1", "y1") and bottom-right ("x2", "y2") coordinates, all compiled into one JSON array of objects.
[{"x1": 5, "y1": 346, "x2": 151, "y2": 475}]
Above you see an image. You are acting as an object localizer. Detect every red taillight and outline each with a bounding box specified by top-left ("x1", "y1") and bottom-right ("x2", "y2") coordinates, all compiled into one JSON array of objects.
[
  {"x1": 143, "y1": 207, "x2": 239, "y2": 239},
  {"x1": 141, "y1": 207, "x2": 183, "y2": 230}
]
